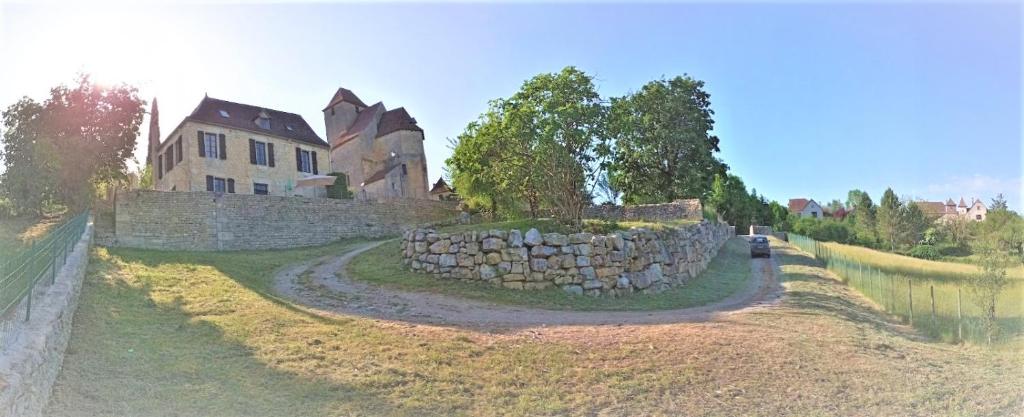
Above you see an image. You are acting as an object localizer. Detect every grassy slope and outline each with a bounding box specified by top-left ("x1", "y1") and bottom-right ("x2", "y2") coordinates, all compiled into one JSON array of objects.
[
  {"x1": 0, "y1": 216, "x2": 63, "y2": 258},
  {"x1": 817, "y1": 239, "x2": 1024, "y2": 280},
  {"x1": 347, "y1": 237, "x2": 752, "y2": 311},
  {"x1": 47, "y1": 240, "x2": 1023, "y2": 416}
]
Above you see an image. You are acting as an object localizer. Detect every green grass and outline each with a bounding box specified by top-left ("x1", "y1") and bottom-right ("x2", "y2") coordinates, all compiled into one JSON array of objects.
[
  {"x1": 813, "y1": 238, "x2": 1024, "y2": 281},
  {"x1": 439, "y1": 218, "x2": 701, "y2": 236},
  {"x1": 346, "y1": 237, "x2": 752, "y2": 311},
  {"x1": 0, "y1": 215, "x2": 63, "y2": 259},
  {"x1": 47, "y1": 236, "x2": 1024, "y2": 416}
]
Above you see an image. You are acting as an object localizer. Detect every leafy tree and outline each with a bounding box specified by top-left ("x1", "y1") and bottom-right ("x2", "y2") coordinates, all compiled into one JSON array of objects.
[
  {"x1": 137, "y1": 164, "x2": 154, "y2": 190},
  {"x1": 607, "y1": 75, "x2": 725, "y2": 204},
  {"x1": 768, "y1": 201, "x2": 792, "y2": 231},
  {"x1": 901, "y1": 201, "x2": 929, "y2": 245},
  {"x1": 846, "y1": 189, "x2": 868, "y2": 210},
  {"x1": 876, "y1": 188, "x2": 902, "y2": 250},
  {"x1": 990, "y1": 193, "x2": 1009, "y2": 211},
  {"x1": 826, "y1": 199, "x2": 844, "y2": 213},
  {"x1": 974, "y1": 209, "x2": 1024, "y2": 262},
  {"x1": 0, "y1": 75, "x2": 144, "y2": 214},
  {"x1": 969, "y1": 247, "x2": 1011, "y2": 344}
]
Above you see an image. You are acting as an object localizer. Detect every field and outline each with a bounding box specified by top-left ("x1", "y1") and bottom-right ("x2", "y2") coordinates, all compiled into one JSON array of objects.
[
  {"x1": 45, "y1": 239, "x2": 1023, "y2": 416},
  {"x1": 790, "y1": 235, "x2": 1024, "y2": 344},
  {"x1": 814, "y1": 238, "x2": 1024, "y2": 281},
  {"x1": 347, "y1": 237, "x2": 752, "y2": 311}
]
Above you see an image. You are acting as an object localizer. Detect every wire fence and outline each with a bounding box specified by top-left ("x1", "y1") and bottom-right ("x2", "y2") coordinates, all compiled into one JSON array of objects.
[
  {"x1": 0, "y1": 211, "x2": 90, "y2": 346},
  {"x1": 788, "y1": 234, "x2": 1024, "y2": 344}
]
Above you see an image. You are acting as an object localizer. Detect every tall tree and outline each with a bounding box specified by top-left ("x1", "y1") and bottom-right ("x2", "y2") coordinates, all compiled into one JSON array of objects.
[
  {"x1": 0, "y1": 75, "x2": 144, "y2": 213},
  {"x1": 876, "y1": 188, "x2": 902, "y2": 250},
  {"x1": 607, "y1": 75, "x2": 725, "y2": 204},
  {"x1": 990, "y1": 193, "x2": 1009, "y2": 211},
  {"x1": 846, "y1": 189, "x2": 868, "y2": 210}
]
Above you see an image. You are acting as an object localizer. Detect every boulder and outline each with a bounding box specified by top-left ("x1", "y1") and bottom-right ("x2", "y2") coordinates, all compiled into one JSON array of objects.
[{"x1": 523, "y1": 228, "x2": 543, "y2": 246}]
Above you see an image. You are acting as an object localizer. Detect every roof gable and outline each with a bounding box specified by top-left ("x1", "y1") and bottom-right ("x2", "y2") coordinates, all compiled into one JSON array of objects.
[
  {"x1": 324, "y1": 87, "x2": 368, "y2": 111},
  {"x1": 376, "y1": 107, "x2": 423, "y2": 138},
  {"x1": 186, "y1": 96, "x2": 326, "y2": 147}
]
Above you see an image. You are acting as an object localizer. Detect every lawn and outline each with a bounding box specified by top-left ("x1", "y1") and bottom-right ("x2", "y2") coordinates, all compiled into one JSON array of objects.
[
  {"x1": 46, "y1": 239, "x2": 1024, "y2": 416},
  {"x1": 346, "y1": 237, "x2": 753, "y2": 311}
]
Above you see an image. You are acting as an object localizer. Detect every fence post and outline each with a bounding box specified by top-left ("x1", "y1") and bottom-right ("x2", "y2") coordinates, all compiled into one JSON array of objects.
[
  {"x1": 50, "y1": 246, "x2": 57, "y2": 285},
  {"x1": 957, "y1": 286, "x2": 963, "y2": 342},
  {"x1": 929, "y1": 285, "x2": 936, "y2": 322},
  {"x1": 907, "y1": 278, "x2": 914, "y2": 326},
  {"x1": 24, "y1": 285, "x2": 31, "y2": 322}
]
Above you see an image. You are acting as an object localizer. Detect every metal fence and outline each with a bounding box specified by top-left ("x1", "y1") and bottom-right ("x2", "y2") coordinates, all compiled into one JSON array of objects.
[
  {"x1": 788, "y1": 234, "x2": 1023, "y2": 344},
  {"x1": 1, "y1": 212, "x2": 89, "y2": 333}
]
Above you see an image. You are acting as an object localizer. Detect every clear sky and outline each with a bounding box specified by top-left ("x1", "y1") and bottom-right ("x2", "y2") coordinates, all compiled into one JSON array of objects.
[{"x1": 1, "y1": 1, "x2": 1021, "y2": 210}]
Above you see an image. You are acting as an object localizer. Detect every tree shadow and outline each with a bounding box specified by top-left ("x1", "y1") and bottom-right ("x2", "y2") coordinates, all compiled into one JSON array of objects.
[{"x1": 47, "y1": 246, "x2": 432, "y2": 417}]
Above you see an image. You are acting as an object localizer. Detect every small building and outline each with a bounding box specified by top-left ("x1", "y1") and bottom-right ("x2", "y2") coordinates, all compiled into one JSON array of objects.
[
  {"x1": 149, "y1": 96, "x2": 330, "y2": 197},
  {"x1": 920, "y1": 197, "x2": 988, "y2": 222},
  {"x1": 429, "y1": 177, "x2": 457, "y2": 201},
  {"x1": 788, "y1": 198, "x2": 824, "y2": 218}
]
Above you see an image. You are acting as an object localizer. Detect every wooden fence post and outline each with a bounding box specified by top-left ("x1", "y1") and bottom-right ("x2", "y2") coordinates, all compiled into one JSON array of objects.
[
  {"x1": 957, "y1": 286, "x2": 963, "y2": 342},
  {"x1": 930, "y1": 285, "x2": 936, "y2": 322},
  {"x1": 908, "y1": 278, "x2": 914, "y2": 326}
]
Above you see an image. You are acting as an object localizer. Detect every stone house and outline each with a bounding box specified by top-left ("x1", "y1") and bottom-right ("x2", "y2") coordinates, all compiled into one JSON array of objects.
[
  {"x1": 788, "y1": 198, "x2": 824, "y2": 218},
  {"x1": 149, "y1": 96, "x2": 330, "y2": 197},
  {"x1": 323, "y1": 87, "x2": 429, "y2": 200},
  {"x1": 919, "y1": 197, "x2": 988, "y2": 222},
  {"x1": 429, "y1": 177, "x2": 457, "y2": 201}
]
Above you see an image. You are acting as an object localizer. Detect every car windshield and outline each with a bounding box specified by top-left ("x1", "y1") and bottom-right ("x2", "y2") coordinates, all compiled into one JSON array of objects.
[{"x1": 753, "y1": 237, "x2": 768, "y2": 244}]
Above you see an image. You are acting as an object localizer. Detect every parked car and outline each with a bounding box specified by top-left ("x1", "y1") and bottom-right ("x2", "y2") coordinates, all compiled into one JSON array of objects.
[{"x1": 749, "y1": 235, "x2": 771, "y2": 258}]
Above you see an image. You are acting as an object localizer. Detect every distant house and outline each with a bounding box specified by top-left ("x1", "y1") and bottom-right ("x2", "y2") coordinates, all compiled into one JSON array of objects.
[
  {"x1": 918, "y1": 197, "x2": 988, "y2": 222},
  {"x1": 429, "y1": 177, "x2": 457, "y2": 201},
  {"x1": 788, "y1": 198, "x2": 824, "y2": 218},
  {"x1": 832, "y1": 207, "x2": 849, "y2": 221}
]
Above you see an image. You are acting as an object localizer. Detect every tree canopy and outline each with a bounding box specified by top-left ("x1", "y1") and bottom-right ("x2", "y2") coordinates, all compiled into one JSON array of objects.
[{"x1": 1, "y1": 75, "x2": 145, "y2": 214}]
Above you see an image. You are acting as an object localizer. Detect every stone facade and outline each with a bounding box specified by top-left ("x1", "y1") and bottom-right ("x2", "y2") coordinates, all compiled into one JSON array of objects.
[
  {"x1": 0, "y1": 221, "x2": 92, "y2": 417},
  {"x1": 400, "y1": 221, "x2": 734, "y2": 296},
  {"x1": 113, "y1": 191, "x2": 459, "y2": 251},
  {"x1": 583, "y1": 199, "x2": 703, "y2": 222},
  {"x1": 154, "y1": 120, "x2": 330, "y2": 198}
]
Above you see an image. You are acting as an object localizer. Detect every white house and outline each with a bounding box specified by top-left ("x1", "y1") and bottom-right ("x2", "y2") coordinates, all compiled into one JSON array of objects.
[{"x1": 788, "y1": 198, "x2": 824, "y2": 218}]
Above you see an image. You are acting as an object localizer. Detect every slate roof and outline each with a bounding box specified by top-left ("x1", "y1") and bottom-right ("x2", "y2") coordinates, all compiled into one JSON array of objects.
[
  {"x1": 186, "y1": 96, "x2": 327, "y2": 147},
  {"x1": 376, "y1": 107, "x2": 423, "y2": 138},
  {"x1": 324, "y1": 87, "x2": 368, "y2": 111}
]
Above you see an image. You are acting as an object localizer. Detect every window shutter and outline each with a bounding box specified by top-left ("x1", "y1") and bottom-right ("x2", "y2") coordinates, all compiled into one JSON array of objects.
[
  {"x1": 158, "y1": 157, "x2": 163, "y2": 180},
  {"x1": 267, "y1": 143, "x2": 275, "y2": 167},
  {"x1": 295, "y1": 147, "x2": 302, "y2": 172},
  {"x1": 249, "y1": 139, "x2": 257, "y2": 164},
  {"x1": 312, "y1": 151, "x2": 318, "y2": 174},
  {"x1": 176, "y1": 137, "x2": 183, "y2": 163},
  {"x1": 198, "y1": 131, "x2": 206, "y2": 157},
  {"x1": 206, "y1": 175, "x2": 213, "y2": 191},
  {"x1": 219, "y1": 134, "x2": 227, "y2": 160},
  {"x1": 227, "y1": 179, "x2": 235, "y2": 194}
]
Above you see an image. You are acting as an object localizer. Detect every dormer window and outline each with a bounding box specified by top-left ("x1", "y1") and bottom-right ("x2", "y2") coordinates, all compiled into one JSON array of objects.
[
  {"x1": 255, "y1": 110, "x2": 271, "y2": 129},
  {"x1": 218, "y1": 110, "x2": 230, "y2": 118}
]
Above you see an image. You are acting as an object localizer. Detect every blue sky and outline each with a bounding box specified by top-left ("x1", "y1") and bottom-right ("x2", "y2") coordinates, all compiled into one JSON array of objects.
[{"x1": 1, "y1": 1, "x2": 1021, "y2": 210}]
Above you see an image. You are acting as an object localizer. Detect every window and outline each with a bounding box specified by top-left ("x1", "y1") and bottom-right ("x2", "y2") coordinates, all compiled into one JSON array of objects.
[
  {"x1": 811, "y1": 211, "x2": 818, "y2": 218},
  {"x1": 255, "y1": 141, "x2": 267, "y2": 165},
  {"x1": 254, "y1": 183, "x2": 269, "y2": 195},
  {"x1": 165, "y1": 149, "x2": 174, "y2": 172},
  {"x1": 157, "y1": 157, "x2": 163, "y2": 180},
  {"x1": 299, "y1": 150, "x2": 311, "y2": 173},
  {"x1": 401, "y1": 163, "x2": 407, "y2": 175},
  {"x1": 203, "y1": 132, "x2": 219, "y2": 159},
  {"x1": 256, "y1": 117, "x2": 271, "y2": 129},
  {"x1": 219, "y1": 110, "x2": 230, "y2": 118},
  {"x1": 976, "y1": 215, "x2": 982, "y2": 220},
  {"x1": 213, "y1": 177, "x2": 227, "y2": 193},
  {"x1": 175, "y1": 137, "x2": 183, "y2": 163}
]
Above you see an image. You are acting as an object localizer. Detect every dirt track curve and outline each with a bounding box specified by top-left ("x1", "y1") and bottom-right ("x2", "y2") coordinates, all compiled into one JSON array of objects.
[{"x1": 272, "y1": 240, "x2": 783, "y2": 329}]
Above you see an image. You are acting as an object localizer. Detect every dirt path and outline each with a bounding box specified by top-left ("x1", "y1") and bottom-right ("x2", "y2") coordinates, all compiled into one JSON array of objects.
[{"x1": 273, "y1": 241, "x2": 783, "y2": 328}]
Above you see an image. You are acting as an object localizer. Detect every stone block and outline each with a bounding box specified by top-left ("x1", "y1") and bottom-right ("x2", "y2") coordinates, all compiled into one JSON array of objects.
[
  {"x1": 529, "y1": 258, "x2": 548, "y2": 272},
  {"x1": 481, "y1": 237, "x2": 504, "y2": 252},
  {"x1": 429, "y1": 240, "x2": 450, "y2": 254},
  {"x1": 562, "y1": 285, "x2": 584, "y2": 296},
  {"x1": 543, "y1": 233, "x2": 568, "y2": 246},
  {"x1": 439, "y1": 254, "x2": 457, "y2": 267},
  {"x1": 523, "y1": 228, "x2": 543, "y2": 246},
  {"x1": 508, "y1": 229, "x2": 524, "y2": 247},
  {"x1": 503, "y1": 281, "x2": 524, "y2": 290}
]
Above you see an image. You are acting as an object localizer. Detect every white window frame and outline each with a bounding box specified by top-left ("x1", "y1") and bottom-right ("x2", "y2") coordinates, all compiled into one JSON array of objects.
[
  {"x1": 254, "y1": 141, "x2": 268, "y2": 166},
  {"x1": 204, "y1": 132, "x2": 219, "y2": 159},
  {"x1": 213, "y1": 177, "x2": 227, "y2": 193},
  {"x1": 299, "y1": 150, "x2": 312, "y2": 173}
]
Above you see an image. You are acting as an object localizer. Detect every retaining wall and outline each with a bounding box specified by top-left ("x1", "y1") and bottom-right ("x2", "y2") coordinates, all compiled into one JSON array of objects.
[
  {"x1": 401, "y1": 221, "x2": 734, "y2": 296},
  {"x1": 113, "y1": 191, "x2": 459, "y2": 251},
  {"x1": 0, "y1": 221, "x2": 93, "y2": 417}
]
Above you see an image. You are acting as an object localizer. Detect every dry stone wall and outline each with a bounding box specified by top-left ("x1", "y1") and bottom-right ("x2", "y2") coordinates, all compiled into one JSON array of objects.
[
  {"x1": 114, "y1": 191, "x2": 459, "y2": 251},
  {"x1": 401, "y1": 221, "x2": 734, "y2": 296},
  {"x1": 583, "y1": 199, "x2": 703, "y2": 222}
]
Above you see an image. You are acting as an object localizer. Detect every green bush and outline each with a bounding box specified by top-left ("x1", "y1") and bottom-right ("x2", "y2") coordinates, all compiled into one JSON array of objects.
[
  {"x1": 325, "y1": 173, "x2": 354, "y2": 199},
  {"x1": 907, "y1": 244, "x2": 941, "y2": 260}
]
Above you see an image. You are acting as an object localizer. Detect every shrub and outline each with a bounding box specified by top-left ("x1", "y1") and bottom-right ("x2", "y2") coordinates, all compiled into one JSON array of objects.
[
  {"x1": 907, "y1": 244, "x2": 940, "y2": 260},
  {"x1": 325, "y1": 172, "x2": 354, "y2": 199}
]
